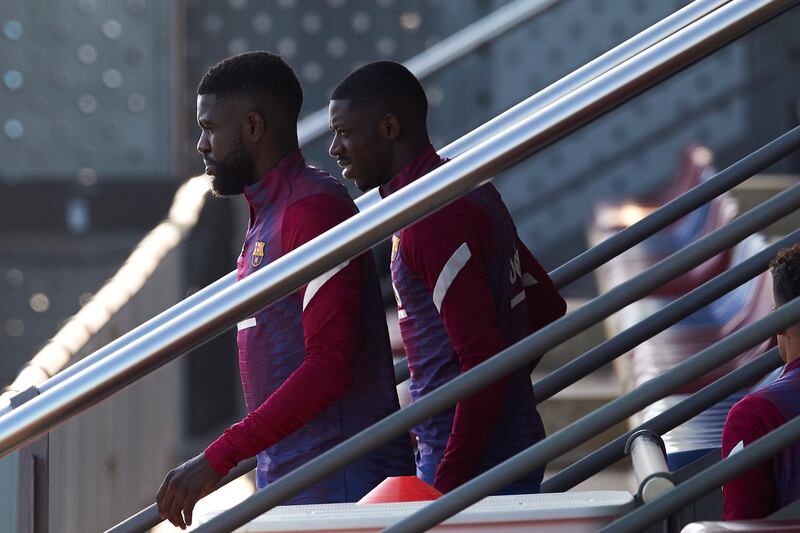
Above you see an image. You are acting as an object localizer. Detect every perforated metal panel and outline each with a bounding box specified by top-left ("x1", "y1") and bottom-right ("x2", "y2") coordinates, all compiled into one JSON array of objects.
[{"x1": 0, "y1": 0, "x2": 175, "y2": 184}]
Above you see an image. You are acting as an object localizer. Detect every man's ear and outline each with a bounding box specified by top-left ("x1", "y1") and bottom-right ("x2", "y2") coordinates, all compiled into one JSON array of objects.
[
  {"x1": 244, "y1": 110, "x2": 266, "y2": 143},
  {"x1": 784, "y1": 323, "x2": 800, "y2": 341},
  {"x1": 381, "y1": 113, "x2": 402, "y2": 141}
]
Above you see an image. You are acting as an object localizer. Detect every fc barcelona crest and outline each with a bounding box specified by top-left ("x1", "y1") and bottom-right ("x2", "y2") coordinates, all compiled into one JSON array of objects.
[
  {"x1": 391, "y1": 235, "x2": 400, "y2": 263},
  {"x1": 252, "y1": 241, "x2": 266, "y2": 267}
]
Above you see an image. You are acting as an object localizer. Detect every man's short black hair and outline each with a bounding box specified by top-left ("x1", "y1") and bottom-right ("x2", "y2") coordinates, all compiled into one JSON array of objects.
[
  {"x1": 331, "y1": 61, "x2": 427, "y2": 118},
  {"x1": 198, "y1": 50, "x2": 303, "y2": 122},
  {"x1": 771, "y1": 244, "x2": 800, "y2": 303}
]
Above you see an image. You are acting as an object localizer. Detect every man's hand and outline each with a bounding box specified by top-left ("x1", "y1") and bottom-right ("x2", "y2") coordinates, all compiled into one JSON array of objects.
[{"x1": 156, "y1": 453, "x2": 223, "y2": 529}]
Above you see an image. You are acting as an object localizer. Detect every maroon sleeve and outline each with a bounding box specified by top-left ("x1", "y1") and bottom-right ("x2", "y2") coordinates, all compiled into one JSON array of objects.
[
  {"x1": 517, "y1": 239, "x2": 566, "y2": 372},
  {"x1": 401, "y1": 206, "x2": 509, "y2": 493},
  {"x1": 517, "y1": 239, "x2": 566, "y2": 332},
  {"x1": 721, "y1": 394, "x2": 785, "y2": 520},
  {"x1": 205, "y1": 193, "x2": 362, "y2": 476}
]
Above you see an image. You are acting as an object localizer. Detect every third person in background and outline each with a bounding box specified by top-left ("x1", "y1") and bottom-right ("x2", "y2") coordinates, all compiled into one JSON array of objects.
[
  {"x1": 328, "y1": 61, "x2": 567, "y2": 494},
  {"x1": 722, "y1": 243, "x2": 800, "y2": 519}
]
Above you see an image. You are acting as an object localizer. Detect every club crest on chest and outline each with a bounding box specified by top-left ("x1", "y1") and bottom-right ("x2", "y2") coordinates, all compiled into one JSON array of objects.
[
  {"x1": 391, "y1": 235, "x2": 400, "y2": 263},
  {"x1": 252, "y1": 241, "x2": 266, "y2": 267}
]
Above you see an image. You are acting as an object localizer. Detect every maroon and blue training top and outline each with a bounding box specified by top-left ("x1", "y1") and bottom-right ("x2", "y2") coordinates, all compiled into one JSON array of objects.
[
  {"x1": 722, "y1": 356, "x2": 800, "y2": 519},
  {"x1": 384, "y1": 145, "x2": 567, "y2": 493},
  {"x1": 204, "y1": 150, "x2": 414, "y2": 504}
]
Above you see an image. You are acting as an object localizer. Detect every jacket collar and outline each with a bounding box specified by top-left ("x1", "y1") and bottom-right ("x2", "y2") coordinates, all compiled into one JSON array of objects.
[
  {"x1": 243, "y1": 149, "x2": 306, "y2": 210},
  {"x1": 379, "y1": 145, "x2": 445, "y2": 198}
]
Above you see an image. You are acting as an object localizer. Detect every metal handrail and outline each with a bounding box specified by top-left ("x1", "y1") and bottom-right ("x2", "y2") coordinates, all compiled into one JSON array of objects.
[
  {"x1": 543, "y1": 347, "x2": 783, "y2": 493},
  {"x1": 2, "y1": 0, "x2": 781, "y2": 462},
  {"x1": 380, "y1": 298, "x2": 800, "y2": 533},
  {"x1": 598, "y1": 371, "x2": 800, "y2": 532},
  {"x1": 625, "y1": 430, "x2": 674, "y2": 504},
  {"x1": 536, "y1": 218, "x2": 800, "y2": 404},
  {"x1": 15, "y1": 0, "x2": 732, "y2": 424}
]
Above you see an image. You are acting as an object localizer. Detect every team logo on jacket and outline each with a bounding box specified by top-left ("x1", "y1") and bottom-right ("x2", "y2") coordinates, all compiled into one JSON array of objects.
[
  {"x1": 391, "y1": 235, "x2": 400, "y2": 263},
  {"x1": 251, "y1": 241, "x2": 266, "y2": 267}
]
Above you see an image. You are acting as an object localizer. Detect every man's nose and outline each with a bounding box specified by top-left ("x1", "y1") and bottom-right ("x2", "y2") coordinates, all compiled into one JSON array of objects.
[
  {"x1": 328, "y1": 136, "x2": 341, "y2": 158},
  {"x1": 197, "y1": 131, "x2": 210, "y2": 155}
]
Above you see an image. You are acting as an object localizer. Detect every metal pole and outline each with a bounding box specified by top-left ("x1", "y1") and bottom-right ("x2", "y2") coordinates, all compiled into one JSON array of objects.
[
  {"x1": 549, "y1": 124, "x2": 800, "y2": 289},
  {"x1": 0, "y1": 0, "x2": 791, "y2": 493},
  {"x1": 625, "y1": 430, "x2": 674, "y2": 504},
  {"x1": 598, "y1": 390, "x2": 800, "y2": 532},
  {"x1": 14, "y1": 388, "x2": 49, "y2": 533},
  {"x1": 536, "y1": 227, "x2": 800, "y2": 403},
  {"x1": 16, "y1": 0, "x2": 732, "y2": 426},
  {"x1": 542, "y1": 348, "x2": 782, "y2": 493},
  {"x1": 379, "y1": 299, "x2": 800, "y2": 533}
]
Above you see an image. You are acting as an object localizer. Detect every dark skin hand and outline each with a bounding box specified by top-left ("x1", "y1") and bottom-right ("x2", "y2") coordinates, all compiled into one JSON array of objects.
[{"x1": 156, "y1": 453, "x2": 223, "y2": 529}]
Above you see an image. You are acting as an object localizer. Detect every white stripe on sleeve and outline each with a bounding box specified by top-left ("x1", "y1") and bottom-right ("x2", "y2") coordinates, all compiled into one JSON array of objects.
[
  {"x1": 432, "y1": 243, "x2": 471, "y2": 312},
  {"x1": 237, "y1": 317, "x2": 257, "y2": 331},
  {"x1": 510, "y1": 290, "x2": 526, "y2": 308},
  {"x1": 522, "y1": 272, "x2": 538, "y2": 287},
  {"x1": 302, "y1": 261, "x2": 350, "y2": 311},
  {"x1": 729, "y1": 440, "x2": 744, "y2": 457}
]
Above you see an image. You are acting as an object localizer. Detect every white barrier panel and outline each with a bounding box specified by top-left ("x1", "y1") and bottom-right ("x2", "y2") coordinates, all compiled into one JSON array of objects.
[{"x1": 199, "y1": 491, "x2": 634, "y2": 533}]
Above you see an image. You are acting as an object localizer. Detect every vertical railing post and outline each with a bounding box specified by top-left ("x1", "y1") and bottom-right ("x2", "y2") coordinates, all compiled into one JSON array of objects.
[{"x1": 12, "y1": 386, "x2": 49, "y2": 533}]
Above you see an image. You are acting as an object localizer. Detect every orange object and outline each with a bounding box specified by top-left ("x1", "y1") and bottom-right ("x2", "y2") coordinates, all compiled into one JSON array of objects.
[{"x1": 357, "y1": 476, "x2": 443, "y2": 504}]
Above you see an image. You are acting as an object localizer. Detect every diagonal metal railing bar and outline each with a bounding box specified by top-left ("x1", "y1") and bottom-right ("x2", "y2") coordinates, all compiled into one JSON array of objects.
[
  {"x1": 598, "y1": 370, "x2": 800, "y2": 532},
  {"x1": 536, "y1": 226, "x2": 800, "y2": 404},
  {"x1": 542, "y1": 347, "x2": 783, "y2": 493},
  {"x1": 380, "y1": 298, "x2": 800, "y2": 533},
  {"x1": 193, "y1": 122, "x2": 800, "y2": 533},
  {"x1": 22, "y1": 0, "x2": 731, "y2": 426},
  {"x1": 549, "y1": 124, "x2": 800, "y2": 289},
  {"x1": 3, "y1": 0, "x2": 785, "y2": 463}
]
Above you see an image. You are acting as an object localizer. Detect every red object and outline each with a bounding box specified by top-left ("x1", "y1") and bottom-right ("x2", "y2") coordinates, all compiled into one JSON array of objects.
[{"x1": 358, "y1": 476, "x2": 443, "y2": 504}]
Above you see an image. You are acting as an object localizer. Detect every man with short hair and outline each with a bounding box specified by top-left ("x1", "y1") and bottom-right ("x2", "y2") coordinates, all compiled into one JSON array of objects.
[
  {"x1": 722, "y1": 243, "x2": 800, "y2": 519},
  {"x1": 156, "y1": 52, "x2": 413, "y2": 529},
  {"x1": 328, "y1": 61, "x2": 566, "y2": 494}
]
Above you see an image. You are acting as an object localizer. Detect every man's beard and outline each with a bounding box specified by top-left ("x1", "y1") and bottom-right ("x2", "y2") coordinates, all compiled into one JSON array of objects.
[{"x1": 208, "y1": 140, "x2": 255, "y2": 197}]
